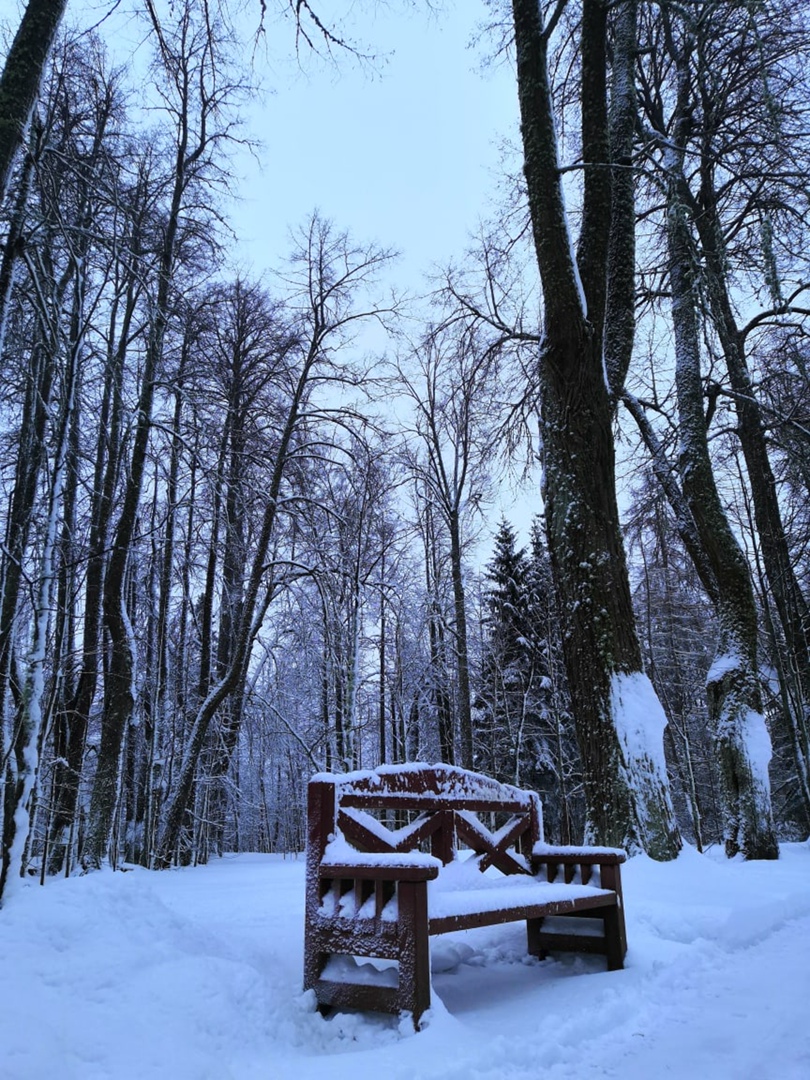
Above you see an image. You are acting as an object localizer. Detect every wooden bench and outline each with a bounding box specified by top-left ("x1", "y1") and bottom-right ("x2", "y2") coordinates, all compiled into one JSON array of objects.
[{"x1": 303, "y1": 763, "x2": 627, "y2": 1027}]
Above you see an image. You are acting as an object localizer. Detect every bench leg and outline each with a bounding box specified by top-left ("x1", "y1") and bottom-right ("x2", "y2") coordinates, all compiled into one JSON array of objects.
[
  {"x1": 599, "y1": 863, "x2": 627, "y2": 958},
  {"x1": 527, "y1": 916, "x2": 546, "y2": 958},
  {"x1": 602, "y1": 905, "x2": 624, "y2": 971},
  {"x1": 397, "y1": 881, "x2": 431, "y2": 1028},
  {"x1": 303, "y1": 921, "x2": 327, "y2": 993}
]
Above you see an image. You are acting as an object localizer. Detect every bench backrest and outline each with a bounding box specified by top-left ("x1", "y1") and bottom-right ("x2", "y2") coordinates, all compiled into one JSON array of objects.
[{"x1": 306, "y1": 764, "x2": 544, "y2": 899}]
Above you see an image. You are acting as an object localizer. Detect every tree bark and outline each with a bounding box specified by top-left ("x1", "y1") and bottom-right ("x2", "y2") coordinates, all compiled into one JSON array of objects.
[
  {"x1": 693, "y1": 156, "x2": 810, "y2": 828},
  {"x1": 664, "y1": 84, "x2": 778, "y2": 856},
  {"x1": 82, "y1": 129, "x2": 186, "y2": 869},
  {"x1": 0, "y1": 0, "x2": 67, "y2": 199},
  {"x1": 511, "y1": 0, "x2": 681, "y2": 856}
]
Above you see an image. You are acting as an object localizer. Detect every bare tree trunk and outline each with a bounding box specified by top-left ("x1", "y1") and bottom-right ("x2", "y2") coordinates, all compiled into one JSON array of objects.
[
  {"x1": 47, "y1": 277, "x2": 134, "y2": 873},
  {"x1": 422, "y1": 505, "x2": 454, "y2": 764},
  {"x1": 693, "y1": 165, "x2": 810, "y2": 829},
  {"x1": 378, "y1": 545, "x2": 387, "y2": 765},
  {"x1": 448, "y1": 508, "x2": 473, "y2": 769},
  {"x1": 140, "y1": 344, "x2": 189, "y2": 867},
  {"x1": 664, "y1": 80, "x2": 778, "y2": 857},
  {"x1": 0, "y1": 240, "x2": 82, "y2": 899},
  {"x1": 0, "y1": 0, "x2": 67, "y2": 199},
  {"x1": 622, "y1": 392, "x2": 720, "y2": 607},
  {"x1": 0, "y1": 134, "x2": 35, "y2": 357}
]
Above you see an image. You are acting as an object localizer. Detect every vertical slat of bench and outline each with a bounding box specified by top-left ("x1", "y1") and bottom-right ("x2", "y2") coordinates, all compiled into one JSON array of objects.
[
  {"x1": 355, "y1": 877, "x2": 373, "y2": 914},
  {"x1": 526, "y1": 916, "x2": 545, "y2": 957},
  {"x1": 397, "y1": 880, "x2": 431, "y2": 1027},
  {"x1": 602, "y1": 902, "x2": 624, "y2": 970},
  {"x1": 430, "y1": 809, "x2": 455, "y2": 865}
]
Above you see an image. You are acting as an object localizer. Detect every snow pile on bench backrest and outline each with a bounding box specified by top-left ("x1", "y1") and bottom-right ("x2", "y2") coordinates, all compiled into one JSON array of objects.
[{"x1": 312, "y1": 762, "x2": 536, "y2": 807}]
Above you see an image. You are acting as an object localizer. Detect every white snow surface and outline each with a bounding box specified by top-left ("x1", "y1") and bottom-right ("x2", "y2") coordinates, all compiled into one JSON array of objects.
[
  {"x1": 2, "y1": 844, "x2": 810, "y2": 1079},
  {"x1": 322, "y1": 835, "x2": 442, "y2": 872},
  {"x1": 706, "y1": 651, "x2": 742, "y2": 685}
]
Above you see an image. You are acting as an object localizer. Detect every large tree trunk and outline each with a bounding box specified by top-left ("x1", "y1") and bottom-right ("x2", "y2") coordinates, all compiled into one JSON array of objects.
[
  {"x1": 664, "y1": 103, "x2": 778, "y2": 857},
  {"x1": 694, "y1": 171, "x2": 810, "y2": 829},
  {"x1": 511, "y1": 0, "x2": 680, "y2": 856}
]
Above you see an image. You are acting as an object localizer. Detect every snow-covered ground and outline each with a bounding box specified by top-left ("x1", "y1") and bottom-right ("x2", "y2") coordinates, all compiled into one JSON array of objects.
[{"x1": 2, "y1": 843, "x2": 809, "y2": 1079}]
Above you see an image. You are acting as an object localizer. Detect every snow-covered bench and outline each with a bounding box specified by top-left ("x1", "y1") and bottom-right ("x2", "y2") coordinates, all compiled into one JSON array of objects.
[{"x1": 303, "y1": 763, "x2": 627, "y2": 1027}]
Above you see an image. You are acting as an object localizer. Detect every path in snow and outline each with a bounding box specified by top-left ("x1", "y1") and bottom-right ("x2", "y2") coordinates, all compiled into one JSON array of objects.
[{"x1": 0, "y1": 844, "x2": 808, "y2": 1079}]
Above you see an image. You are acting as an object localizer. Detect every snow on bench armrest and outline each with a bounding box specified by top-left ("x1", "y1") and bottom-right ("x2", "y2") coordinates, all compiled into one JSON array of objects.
[
  {"x1": 320, "y1": 839, "x2": 441, "y2": 879},
  {"x1": 532, "y1": 842, "x2": 626, "y2": 863}
]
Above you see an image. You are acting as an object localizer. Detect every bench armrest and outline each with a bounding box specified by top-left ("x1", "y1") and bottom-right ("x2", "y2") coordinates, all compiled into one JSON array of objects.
[
  {"x1": 531, "y1": 843, "x2": 626, "y2": 866},
  {"x1": 320, "y1": 852, "x2": 441, "y2": 883},
  {"x1": 531, "y1": 843, "x2": 627, "y2": 892}
]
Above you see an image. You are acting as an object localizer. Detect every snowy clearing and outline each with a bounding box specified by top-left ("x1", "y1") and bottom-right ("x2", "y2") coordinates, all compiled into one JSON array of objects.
[{"x1": 1, "y1": 844, "x2": 809, "y2": 1079}]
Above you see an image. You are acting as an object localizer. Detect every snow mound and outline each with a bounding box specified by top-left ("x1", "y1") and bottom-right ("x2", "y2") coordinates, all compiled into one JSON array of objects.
[{"x1": 1, "y1": 845, "x2": 809, "y2": 1079}]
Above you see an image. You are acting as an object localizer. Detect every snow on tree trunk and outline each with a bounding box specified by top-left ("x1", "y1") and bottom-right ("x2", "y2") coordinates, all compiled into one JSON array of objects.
[
  {"x1": 610, "y1": 673, "x2": 679, "y2": 853},
  {"x1": 707, "y1": 654, "x2": 777, "y2": 859},
  {"x1": 0, "y1": 0, "x2": 67, "y2": 200}
]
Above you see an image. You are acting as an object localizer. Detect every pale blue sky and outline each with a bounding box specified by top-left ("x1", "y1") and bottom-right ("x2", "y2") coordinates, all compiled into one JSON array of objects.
[{"x1": 232, "y1": 2, "x2": 518, "y2": 284}]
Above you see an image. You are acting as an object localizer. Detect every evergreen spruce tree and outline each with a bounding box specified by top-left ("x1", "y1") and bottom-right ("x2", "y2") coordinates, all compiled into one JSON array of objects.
[
  {"x1": 476, "y1": 519, "x2": 584, "y2": 843},
  {"x1": 476, "y1": 519, "x2": 531, "y2": 782},
  {"x1": 475, "y1": 520, "x2": 583, "y2": 833}
]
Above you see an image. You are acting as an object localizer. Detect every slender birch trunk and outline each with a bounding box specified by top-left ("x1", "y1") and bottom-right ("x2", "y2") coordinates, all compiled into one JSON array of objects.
[{"x1": 0, "y1": 249, "x2": 82, "y2": 900}]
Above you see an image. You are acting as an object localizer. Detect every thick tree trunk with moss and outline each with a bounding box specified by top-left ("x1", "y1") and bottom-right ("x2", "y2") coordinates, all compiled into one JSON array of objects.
[
  {"x1": 694, "y1": 181, "x2": 810, "y2": 828},
  {"x1": 511, "y1": 0, "x2": 681, "y2": 857},
  {"x1": 665, "y1": 132, "x2": 778, "y2": 858}
]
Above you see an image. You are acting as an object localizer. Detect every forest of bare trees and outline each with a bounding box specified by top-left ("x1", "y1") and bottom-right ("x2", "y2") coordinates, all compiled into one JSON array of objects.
[{"x1": 0, "y1": 0, "x2": 808, "y2": 902}]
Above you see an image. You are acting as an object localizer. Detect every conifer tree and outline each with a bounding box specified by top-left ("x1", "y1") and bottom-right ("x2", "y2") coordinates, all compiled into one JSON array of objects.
[{"x1": 476, "y1": 519, "x2": 532, "y2": 781}]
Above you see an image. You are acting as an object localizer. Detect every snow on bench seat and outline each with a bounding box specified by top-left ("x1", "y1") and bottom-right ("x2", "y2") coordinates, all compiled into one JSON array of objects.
[{"x1": 428, "y1": 875, "x2": 614, "y2": 922}]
